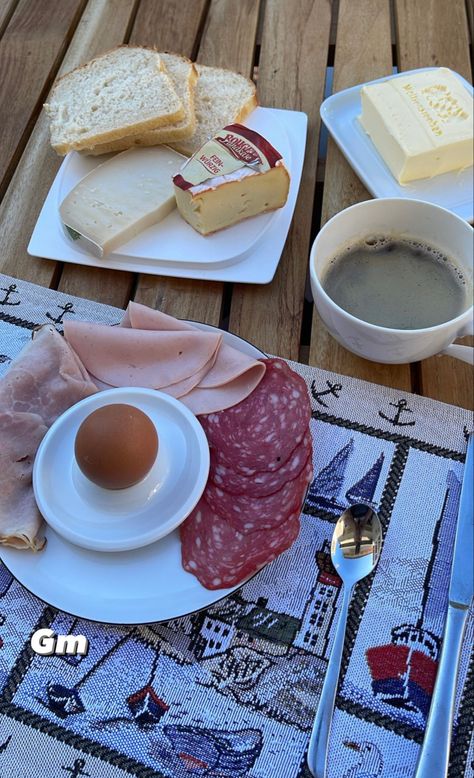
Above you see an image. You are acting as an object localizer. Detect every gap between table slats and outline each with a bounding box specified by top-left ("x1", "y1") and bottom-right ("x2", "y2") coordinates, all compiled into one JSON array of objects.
[{"x1": 395, "y1": 0, "x2": 473, "y2": 410}]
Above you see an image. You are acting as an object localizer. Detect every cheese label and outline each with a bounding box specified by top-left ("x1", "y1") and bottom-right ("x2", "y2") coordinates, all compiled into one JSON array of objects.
[{"x1": 174, "y1": 124, "x2": 282, "y2": 190}]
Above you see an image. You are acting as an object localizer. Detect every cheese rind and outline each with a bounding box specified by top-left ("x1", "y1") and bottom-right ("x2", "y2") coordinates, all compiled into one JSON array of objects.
[
  {"x1": 60, "y1": 146, "x2": 186, "y2": 256},
  {"x1": 174, "y1": 163, "x2": 290, "y2": 235},
  {"x1": 359, "y1": 68, "x2": 473, "y2": 183}
]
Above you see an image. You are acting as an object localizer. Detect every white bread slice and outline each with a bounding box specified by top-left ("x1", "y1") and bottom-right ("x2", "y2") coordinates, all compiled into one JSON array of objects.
[
  {"x1": 84, "y1": 54, "x2": 198, "y2": 156},
  {"x1": 44, "y1": 46, "x2": 185, "y2": 155},
  {"x1": 170, "y1": 64, "x2": 257, "y2": 156}
]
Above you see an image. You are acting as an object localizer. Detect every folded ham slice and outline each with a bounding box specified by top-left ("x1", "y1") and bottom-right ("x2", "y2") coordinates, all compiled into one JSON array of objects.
[
  {"x1": 0, "y1": 412, "x2": 48, "y2": 551},
  {"x1": 0, "y1": 325, "x2": 98, "y2": 551},
  {"x1": 63, "y1": 321, "x2": 222, "y2": 392},
  {"x1": 64, "y1": 302, "x2": 266, "y2": 415}
]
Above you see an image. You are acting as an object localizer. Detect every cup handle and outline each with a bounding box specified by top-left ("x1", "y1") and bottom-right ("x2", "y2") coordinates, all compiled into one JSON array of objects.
[
  {"x1": 441, "y1": 320, "x2": 474, "y2": 365},
  {"x1": 441, "y1": 344, "x2": 474, "y2": 365}
]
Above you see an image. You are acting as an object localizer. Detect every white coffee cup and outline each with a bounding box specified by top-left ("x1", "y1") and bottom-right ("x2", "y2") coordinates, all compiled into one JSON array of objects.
[{"x1": 309, "y1": 198, "x2": 473, "y2": 365}]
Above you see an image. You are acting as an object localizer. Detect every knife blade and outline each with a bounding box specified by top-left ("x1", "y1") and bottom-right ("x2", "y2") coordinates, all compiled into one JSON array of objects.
[
  {"x1": 449, "y1": 432, "x2": 473, "y2": 607},
  {"x1": 414, "y1": 432, "x2": 473, "y2": 778}
]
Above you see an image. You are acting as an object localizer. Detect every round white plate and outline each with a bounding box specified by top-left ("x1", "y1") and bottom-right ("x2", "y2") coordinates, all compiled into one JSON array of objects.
[
  {"x1": 33, "y1": 388, "x2": 210, "y2": 552},
  {"x1": 0, "y1": 326, "x2": 265, "y2": 624}
]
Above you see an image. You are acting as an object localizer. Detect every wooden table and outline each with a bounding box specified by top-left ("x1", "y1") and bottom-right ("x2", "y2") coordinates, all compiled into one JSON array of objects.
[{"x1": 0, "y1": 0, "x2": 472, "y2": 409}]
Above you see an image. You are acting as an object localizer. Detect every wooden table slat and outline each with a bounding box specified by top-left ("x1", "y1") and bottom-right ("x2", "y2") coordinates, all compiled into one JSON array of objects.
[
  {"x1": 228, "y1": 0, "x2": 332, "y2": 359},
  {"x1": 0, "y1": 0, "x2": 18, "y2": 39},
  {"x1": 308, "y1": 0, "x2": 412, "y2": 391},
  {"x1": 395, "y1": 0, "x2": 473, "y2": 410},
  {"x1": 0, "y1": 0, "x2": 87, "y2": 201},
  {"x1": 58, "y1": 0, "x2": 212, "y2": 307},
  {"x1": 132, "y1": 0, "x2": 262, "y2": 327},
  {"x1": 0, "y1": 0, "x2": 470, "y2": 410},
  {"x1": 0, "y1": 0, "x2": 137, "y2": 294},
  {"x1": 130, "y1": 0, "x2": 208, "y2": 54}
]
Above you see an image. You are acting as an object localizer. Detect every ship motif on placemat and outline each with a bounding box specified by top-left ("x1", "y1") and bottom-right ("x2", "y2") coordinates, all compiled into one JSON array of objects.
[
  {"x1": 126, "y1": 685, "x2": 169, "y2": 727},
  {"x1": 305, "y1": 439, "x2": 384, "y2": 516},
  {"x1": 152, "y1": 723, "x2": 263, "y2": 776},
  {"x1": 366, "y1": 470, "x2": 461, "y2": 717}
]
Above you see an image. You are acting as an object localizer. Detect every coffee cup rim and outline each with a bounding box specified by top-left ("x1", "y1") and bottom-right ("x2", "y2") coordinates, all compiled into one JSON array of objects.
[{"x1": 310, "y1": 198, "x2": 473, "y2": 336}]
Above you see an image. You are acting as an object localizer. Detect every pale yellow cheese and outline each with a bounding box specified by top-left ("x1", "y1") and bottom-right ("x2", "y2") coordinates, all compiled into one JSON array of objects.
[
  {"x1": 174, "y1": 163, "x2": 290, "y2": 235},
  {"x1": 60, "y1": 146, "x2": 186, "y2": 256},
  {"x1": 359, "y1": 68, "x2": 473, "y2": 183}
]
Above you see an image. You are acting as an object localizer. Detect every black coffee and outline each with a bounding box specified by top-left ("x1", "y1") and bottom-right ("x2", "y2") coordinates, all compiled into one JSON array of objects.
[{"x1": 321, "y1": 236, "x2": 469, "y2": 329}]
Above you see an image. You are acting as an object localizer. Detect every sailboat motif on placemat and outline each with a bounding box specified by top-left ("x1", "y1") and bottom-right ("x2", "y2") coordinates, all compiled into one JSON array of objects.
[
  {"x1": 366, "y1": 470, "x2": 461, "y2": 717},
  {"x1": 305, "y1": 439, "x2": 384, "y2": 515}
]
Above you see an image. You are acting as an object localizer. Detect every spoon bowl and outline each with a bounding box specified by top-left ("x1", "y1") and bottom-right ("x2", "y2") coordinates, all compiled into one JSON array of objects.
[
  {"x1": 331, "y1": 503, "x2": 382, "y2": 583},
  {"x1": 307, "y1": 504, "x2": 382, "y2": 778}
]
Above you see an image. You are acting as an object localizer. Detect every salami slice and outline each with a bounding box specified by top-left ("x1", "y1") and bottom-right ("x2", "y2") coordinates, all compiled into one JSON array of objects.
[
  {"x1": 180, "y1": 497, "x2": 301, "y2": 590},
  {"x1": 210, "y1": 430, "x2": 312, "y2": 497},
  {"x1": 200, "y1": 358, "x2": 311, "y2": 474},
  {"x1": 204, "y1": 454, "x2": 313, "y2": 533}
]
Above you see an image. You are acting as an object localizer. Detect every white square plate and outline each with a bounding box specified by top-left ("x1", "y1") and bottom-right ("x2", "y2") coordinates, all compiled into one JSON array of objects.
[
  {"x1": 320, "y1": 68, "x2": 473, "y2": 223},
  {"x1": 28, "y1": 107, "x2": 307, "y2": 284}
]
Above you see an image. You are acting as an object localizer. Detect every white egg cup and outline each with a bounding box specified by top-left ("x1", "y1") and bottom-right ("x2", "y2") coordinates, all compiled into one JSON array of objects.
[{"x1": 33, "y1": 388, "x2": 210, "y2": 552}]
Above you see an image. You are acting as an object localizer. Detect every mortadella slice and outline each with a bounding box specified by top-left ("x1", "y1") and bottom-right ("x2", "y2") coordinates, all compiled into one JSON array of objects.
[
  {"x1": 63, "y1": 320, "x2": 222, "y2": 390},
  {"x1": 121, "y1": 301, "x2": 266, "y2": 414}
]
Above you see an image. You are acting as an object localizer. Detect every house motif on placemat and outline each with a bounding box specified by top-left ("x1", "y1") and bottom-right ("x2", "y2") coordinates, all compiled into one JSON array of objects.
[
  {"x1": 366, "y1": 470, "x2": 461, "y2": 718},
  {"x1": 305, "y1": 439, "x2": 384, "y2": 516},
  {"x1": 189, "y1": 613, "x2": 235, "y2": 660},
  {"x1": 234, "y1": 597, "x2": 300, "y2": 657},
  {"x1": 293, "y1": 541, "x2": 342, "y2": 658}
]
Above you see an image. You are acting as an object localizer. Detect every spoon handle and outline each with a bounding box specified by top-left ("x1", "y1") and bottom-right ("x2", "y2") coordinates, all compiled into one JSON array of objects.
[{"x1": 307, "y1": 585, "x2": 352, "y2": 778}]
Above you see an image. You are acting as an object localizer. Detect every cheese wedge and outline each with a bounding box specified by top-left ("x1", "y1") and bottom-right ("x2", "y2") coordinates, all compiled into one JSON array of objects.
[
  {"x1": 360, "y1": 68, "x2": 473, "y2": 183},
  {"x1": 173, "y1": 124, "x2": 290, "y2": 235},
  {"x1": 60, "y1": 146, "x2": 186, "y2": 256},
  {"x1": 174, "y1": 165, "x2": 289, "y2": 235}
]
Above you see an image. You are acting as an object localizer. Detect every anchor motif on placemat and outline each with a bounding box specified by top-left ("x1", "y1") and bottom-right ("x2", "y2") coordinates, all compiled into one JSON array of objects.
[
  {"x1": 0, "y1": 283, "x2": 20, "y2": 306},
  {"x1": 61, "y1": 757, "x2": 90, "y2": 777},
  {"x1": 0, "y1": 735, "x2": 12, "y2": 754},
  {"x1": 45, "y1": 302, "x2": 75, "y2": 326},
  {"x1": 311, "y1": 379, "x2": 342, "y2": 407},
  {"x1": 379, "y1": 399, "x2": 415, "y2": 427}
]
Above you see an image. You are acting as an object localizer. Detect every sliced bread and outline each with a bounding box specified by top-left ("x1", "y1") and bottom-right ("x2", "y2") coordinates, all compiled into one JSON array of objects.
[
  {"x1": 85, "y1": 53, "x2": 198, "y2": 156},
  {"x1": 170, "y1": 64, "x2": 258, "y2": 156},
  {"x1": 44, "y1": 46, "x2": 185, "y2": 155}
]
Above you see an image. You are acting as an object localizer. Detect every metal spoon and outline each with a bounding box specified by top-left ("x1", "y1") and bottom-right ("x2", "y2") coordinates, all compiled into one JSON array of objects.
[{"x1": 307, "y1": 504, "x2": 383, "y2": 778}]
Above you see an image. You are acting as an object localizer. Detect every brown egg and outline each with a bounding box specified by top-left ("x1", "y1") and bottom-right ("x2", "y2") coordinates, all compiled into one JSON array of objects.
[{"x1": 75, "y1": 403, "x2": 158, "y2": 489}]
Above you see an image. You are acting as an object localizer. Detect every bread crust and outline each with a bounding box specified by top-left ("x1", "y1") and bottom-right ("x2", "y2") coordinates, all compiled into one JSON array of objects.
[
  {"x1": 83, "y1": 55, "x2": 198, "y2": 156},
  {"x1": 171, "y1": 64, "x2": 258, "y2": 156},
  {"x1": 45, "y1": 45, "x2": 185, "y2": 154}
]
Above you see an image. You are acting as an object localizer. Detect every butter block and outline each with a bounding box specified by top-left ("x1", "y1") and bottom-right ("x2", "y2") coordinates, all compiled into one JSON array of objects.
[
  {"x1": 173, "y1": 124, "x2": 290, "y2": 235},
  {"x1": 359, "y1": 68, "x2": 473, "y2": 183},
  {"x1": 60, "y1": 146, "x2": 186, "y2": 256}
]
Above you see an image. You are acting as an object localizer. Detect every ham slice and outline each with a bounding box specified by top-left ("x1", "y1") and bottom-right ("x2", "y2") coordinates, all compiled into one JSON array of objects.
[
  {"x1": 0, "y1": 325, "x2": 98, "y2": 550},
  {"x1": 123, "y1": 302, "x2": 266, "y2": 414},
  {"x1": 0, "y1": 412, "x2": 48, "y2": 551},
  {"x1": 63, "y1": 321, "x2": 222, "y2": 391},
  {"x1": 64, "y1": 302, "x2": 265, "y2": 414},
  {"x1": 0, "y1": 325, "x2": 98, "y2": 427}
]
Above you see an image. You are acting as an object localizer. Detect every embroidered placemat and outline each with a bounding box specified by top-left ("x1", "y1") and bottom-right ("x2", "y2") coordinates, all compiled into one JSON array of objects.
[{"x1": 0, "y1": 273, "x2": 472, "y2": 778}]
